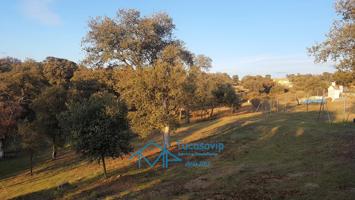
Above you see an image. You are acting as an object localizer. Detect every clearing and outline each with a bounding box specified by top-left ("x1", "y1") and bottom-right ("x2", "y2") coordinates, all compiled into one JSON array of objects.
[{"x1": 0, "y1": 104, "x2": 354, "y2": 200}]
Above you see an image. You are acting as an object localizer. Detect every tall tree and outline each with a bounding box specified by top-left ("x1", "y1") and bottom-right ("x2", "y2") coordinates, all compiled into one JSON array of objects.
[
  {"x1": 82, "y1": 9, "x2": 177, "y2": 68},
  {"x1": 59, "y1": 92, "x2": 132, "y2": 178},
  {"x1": 0, "y1": 59, "x2": 46, "y2": 158},
  {"x1": 241, "y1": 75, "x2": 275, "y2": 97},
  {"x1": 212, "y1": 83, "x2": 240, "y2": 113},
  {"x1": 197, "y1": 72, "x2": 233, "y2": 117},
  {"x1": 0, "y1": 59, "x2": 47, "y2": 110},
  {"x1": 18, "y1": 121, "x2": 44, "y2": 175},
  {"x1": 69, "y1": 67, "x2": 116, "y2": 102},
  {"x1": 180, "y1": 67, "x2": 199, "y2": 123},
  {"x1": 31, "y1": 86, "x2": 67, "y2": 159},
  {"x1": 83, "y1": 9, "x2": 194, "y2": 147},
  {"x1": 308, "y1": 0, "x2": 354, "y2": 85},
  {"x1": 0, "y1": 101, "x2": 22, "y2": 159},
  {"x1": 121, "y1": 44, "x2": 191, "y2": 145}
]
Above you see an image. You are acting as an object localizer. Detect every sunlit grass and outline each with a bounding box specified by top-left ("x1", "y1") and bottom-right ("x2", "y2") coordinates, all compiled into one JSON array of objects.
[{"x1": 1, "y1": 101, "x2": 354, "y2": 199}]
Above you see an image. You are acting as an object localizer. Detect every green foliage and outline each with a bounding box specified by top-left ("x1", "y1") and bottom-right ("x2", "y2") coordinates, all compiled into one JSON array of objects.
[
  {"x1": 31, "y1": 86, "x2": 67, "y2": 140},
  {"x1": 241, "y1": 75, "x2": 275, "y2": 97},
  {"x1": 31, "y1": 86, "x2": 68, "y2": 159},
  {"x1": 18, "y1": 121, "x2": 45, "y2": 152},
  {"x1": 82, "y1": 9, "x2": 179, "y2": 68},
  {"x1": 308, "y1": 0, "x2": 354, "y2": 85},
  {"x1": 17, "y1": 120, "x2": 46, "y2": 175},
  {"x1": 193, "y1": 55, "x2": 212, "y2": 71},
  {"x1": 42, "y1": 57, "x2": 78, "y2": 87},
  {"x1": 333, "y1": 71, "x2": 354, "y2": 86},
  {"x1": 70, "y1": 67, "x2": 115, "y2": 102},
  {"x1": 0, "y1": 57, "x2": 21, "y2": 73},
  {"x1": 194, "y1": 72, "x2": 233, "y2": 109},
  {"x1": 0, "y1": 59, "x2": 47, "y2": 109},
  {"x1": 212, "y1": 83, "x2": 241, "y2": 111},
  {"x1": 0, "y1": 101, "x2": 22, "y2": 138},
  {"x1": 0, "y1": 59, "x2": 47, "y2": 154},
  {"x1": 82, "y1": 9, "x2": 197, "y2": 138},
  {"x1": 59, "y1": 92, "x2": 132, "y2": 161},
  {"x1": 118, "y1": 44, "x2": 190, "y2": 135},
  {"x1": 0, "y1": 9, "x2": 243, "y2": 163},
  {"x1": 232, "y1": 75, "x2": 239, "y2": 85},
  {"x1": 250, "y1": 98, "x2": 261, "y2": 109},
  {"x1": 287, "y1": 74, "x2": 329, "y2": 95},
  {"x1": 269, "y1": 84, "x2": 288, "y2": 96}
]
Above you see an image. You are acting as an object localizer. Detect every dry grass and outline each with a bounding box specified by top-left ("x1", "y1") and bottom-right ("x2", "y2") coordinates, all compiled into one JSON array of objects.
[{"x1": 0, "y1": 102, "x2": 354, "y2": 199}]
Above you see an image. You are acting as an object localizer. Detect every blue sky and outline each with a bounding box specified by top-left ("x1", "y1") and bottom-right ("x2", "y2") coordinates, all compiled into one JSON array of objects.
[{"x1": 0, "y1": 0, "x2": 337, "y2": 77}]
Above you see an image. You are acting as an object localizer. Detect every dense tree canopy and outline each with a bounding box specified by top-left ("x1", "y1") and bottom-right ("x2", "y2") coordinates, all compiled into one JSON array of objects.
[
  {"x1": 0, "y1": 7, "x2": 350, "y2": 181},
  {"x1": 212, "y1": 83, "x2": 240, "y2": 112},
  {"x1": 82, "y1": 9, "x2": 181, "y2": 68},
  {"x1": 241, "y1": 75, "x2": 275, "y2": 97},
  {"x1": 18, "y1": 120, "x2": 45, "y2": 175},
  {"x1": 31, "y1": 86, "x2": 68, "y2": 159},
  {"x1": 119, "y1": 44, "x2": 190, "y2": 136},
  {"x1": 0, "y1": 9, "x2": 240, "y2": 170},
  {"x1": 287, "y1": 74, "x2": 329, "y2": 95},
  {"x1": 70, "y1": 67, "x2": 116, "y2": 102},
  {"x1": 59, "y1": 92, "x2": 132, "y2": 177},
  {"x1": 0, "y1": 9, "x2": 241, "y2": 178},
  {"x1": 42, "y1": 57, "x2": 78, "y2": 87},
  {"x1": 82, "y1": 9, "x2": 238, "y2": 147},
  {"x1": 0, "y1": 57, "x2": 21, "y2": 73},
  {"x1": 0, "y1": 59, "x2": 47, "y2": 158}
]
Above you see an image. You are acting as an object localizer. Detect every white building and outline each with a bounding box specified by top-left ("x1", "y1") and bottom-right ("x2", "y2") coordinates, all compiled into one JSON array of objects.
[{"x1": 328, "y1": 82, "x2": 343, "y2": 101}]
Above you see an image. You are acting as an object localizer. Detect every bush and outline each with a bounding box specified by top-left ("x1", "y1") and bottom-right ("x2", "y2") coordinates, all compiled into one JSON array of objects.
[{"x1": 250, "y1": 98, "x2": 261, "y2": 109}]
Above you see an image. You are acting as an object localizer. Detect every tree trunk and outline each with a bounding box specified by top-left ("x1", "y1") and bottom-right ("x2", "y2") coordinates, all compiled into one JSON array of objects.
[
  {"x1": 101, "y1": 155, "x2": 107, "y2": 178},
  {"x1": 209, "y1": 107, "x2": 214, "y2": 118},
  {"x1": 30, "y1": 151, "x2": 33, "y2": 176},
  {"x1": 52, "y1": 138, "x2": 57, "y2": 160},
  {"x1": 179, "y1": 108, "x2": 183, "y2": 121},
  {"x1": 231, "y1": 104, "x2": 234, "y2": 113},
  {"x1": 0, "y1": 139, "x2": 4, "y2": 159},
  {"x1": 317, "y1": 100, "x2": 324, "y2": 120},
  {"x1": 163, "y1": 126, "x2": 170, "y2": 148},
  {"x1": 162, "y1": 95, "x2": 170, "y2": 148},
  {"x1": 296, "y1": 96, "x2": 300, "y2": 105},
  {"x1": 185, "y1": 108, "x2": 190, "y2": 124},
  {"x1": 276, "y1": 99, "x2": 279, "y2": 112}
]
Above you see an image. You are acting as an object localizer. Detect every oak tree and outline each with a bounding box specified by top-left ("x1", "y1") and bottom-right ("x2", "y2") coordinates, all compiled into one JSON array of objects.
[{"x1": 59, "y1": 92, "x2": 132, "y2": 178}]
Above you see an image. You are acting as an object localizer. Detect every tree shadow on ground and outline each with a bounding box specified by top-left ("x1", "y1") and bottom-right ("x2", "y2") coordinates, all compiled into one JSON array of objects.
[
  {"x1": 72, "y1": 111, "x2": 311, "y2": 199},
  {"x1": 7, "y1": 109, "x2": 355, "y2": 200},
  {"x1": 0, "y1": 146, "x2": 83, "y2": 181},
  {"x1": 0, "y1": 151, "x2": 50, "y2": 180},
  {"x1": 107, "y1": 110, "x2": 355, "y2": 200},
  {"x1": 2, "y1": 148, "x2": 86, "y2": 190},
  {"x1": 34, "y1": 149, "x2": 85, "y2": 174},
  {"x1": 10, "y1": 186, "x2": 59, "y2": 200}
]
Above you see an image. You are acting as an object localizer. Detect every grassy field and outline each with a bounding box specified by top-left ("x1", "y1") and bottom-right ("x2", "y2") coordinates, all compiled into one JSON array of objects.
[{"x1": 0, "y1": 103, "x2": 354, "y2": 200}]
